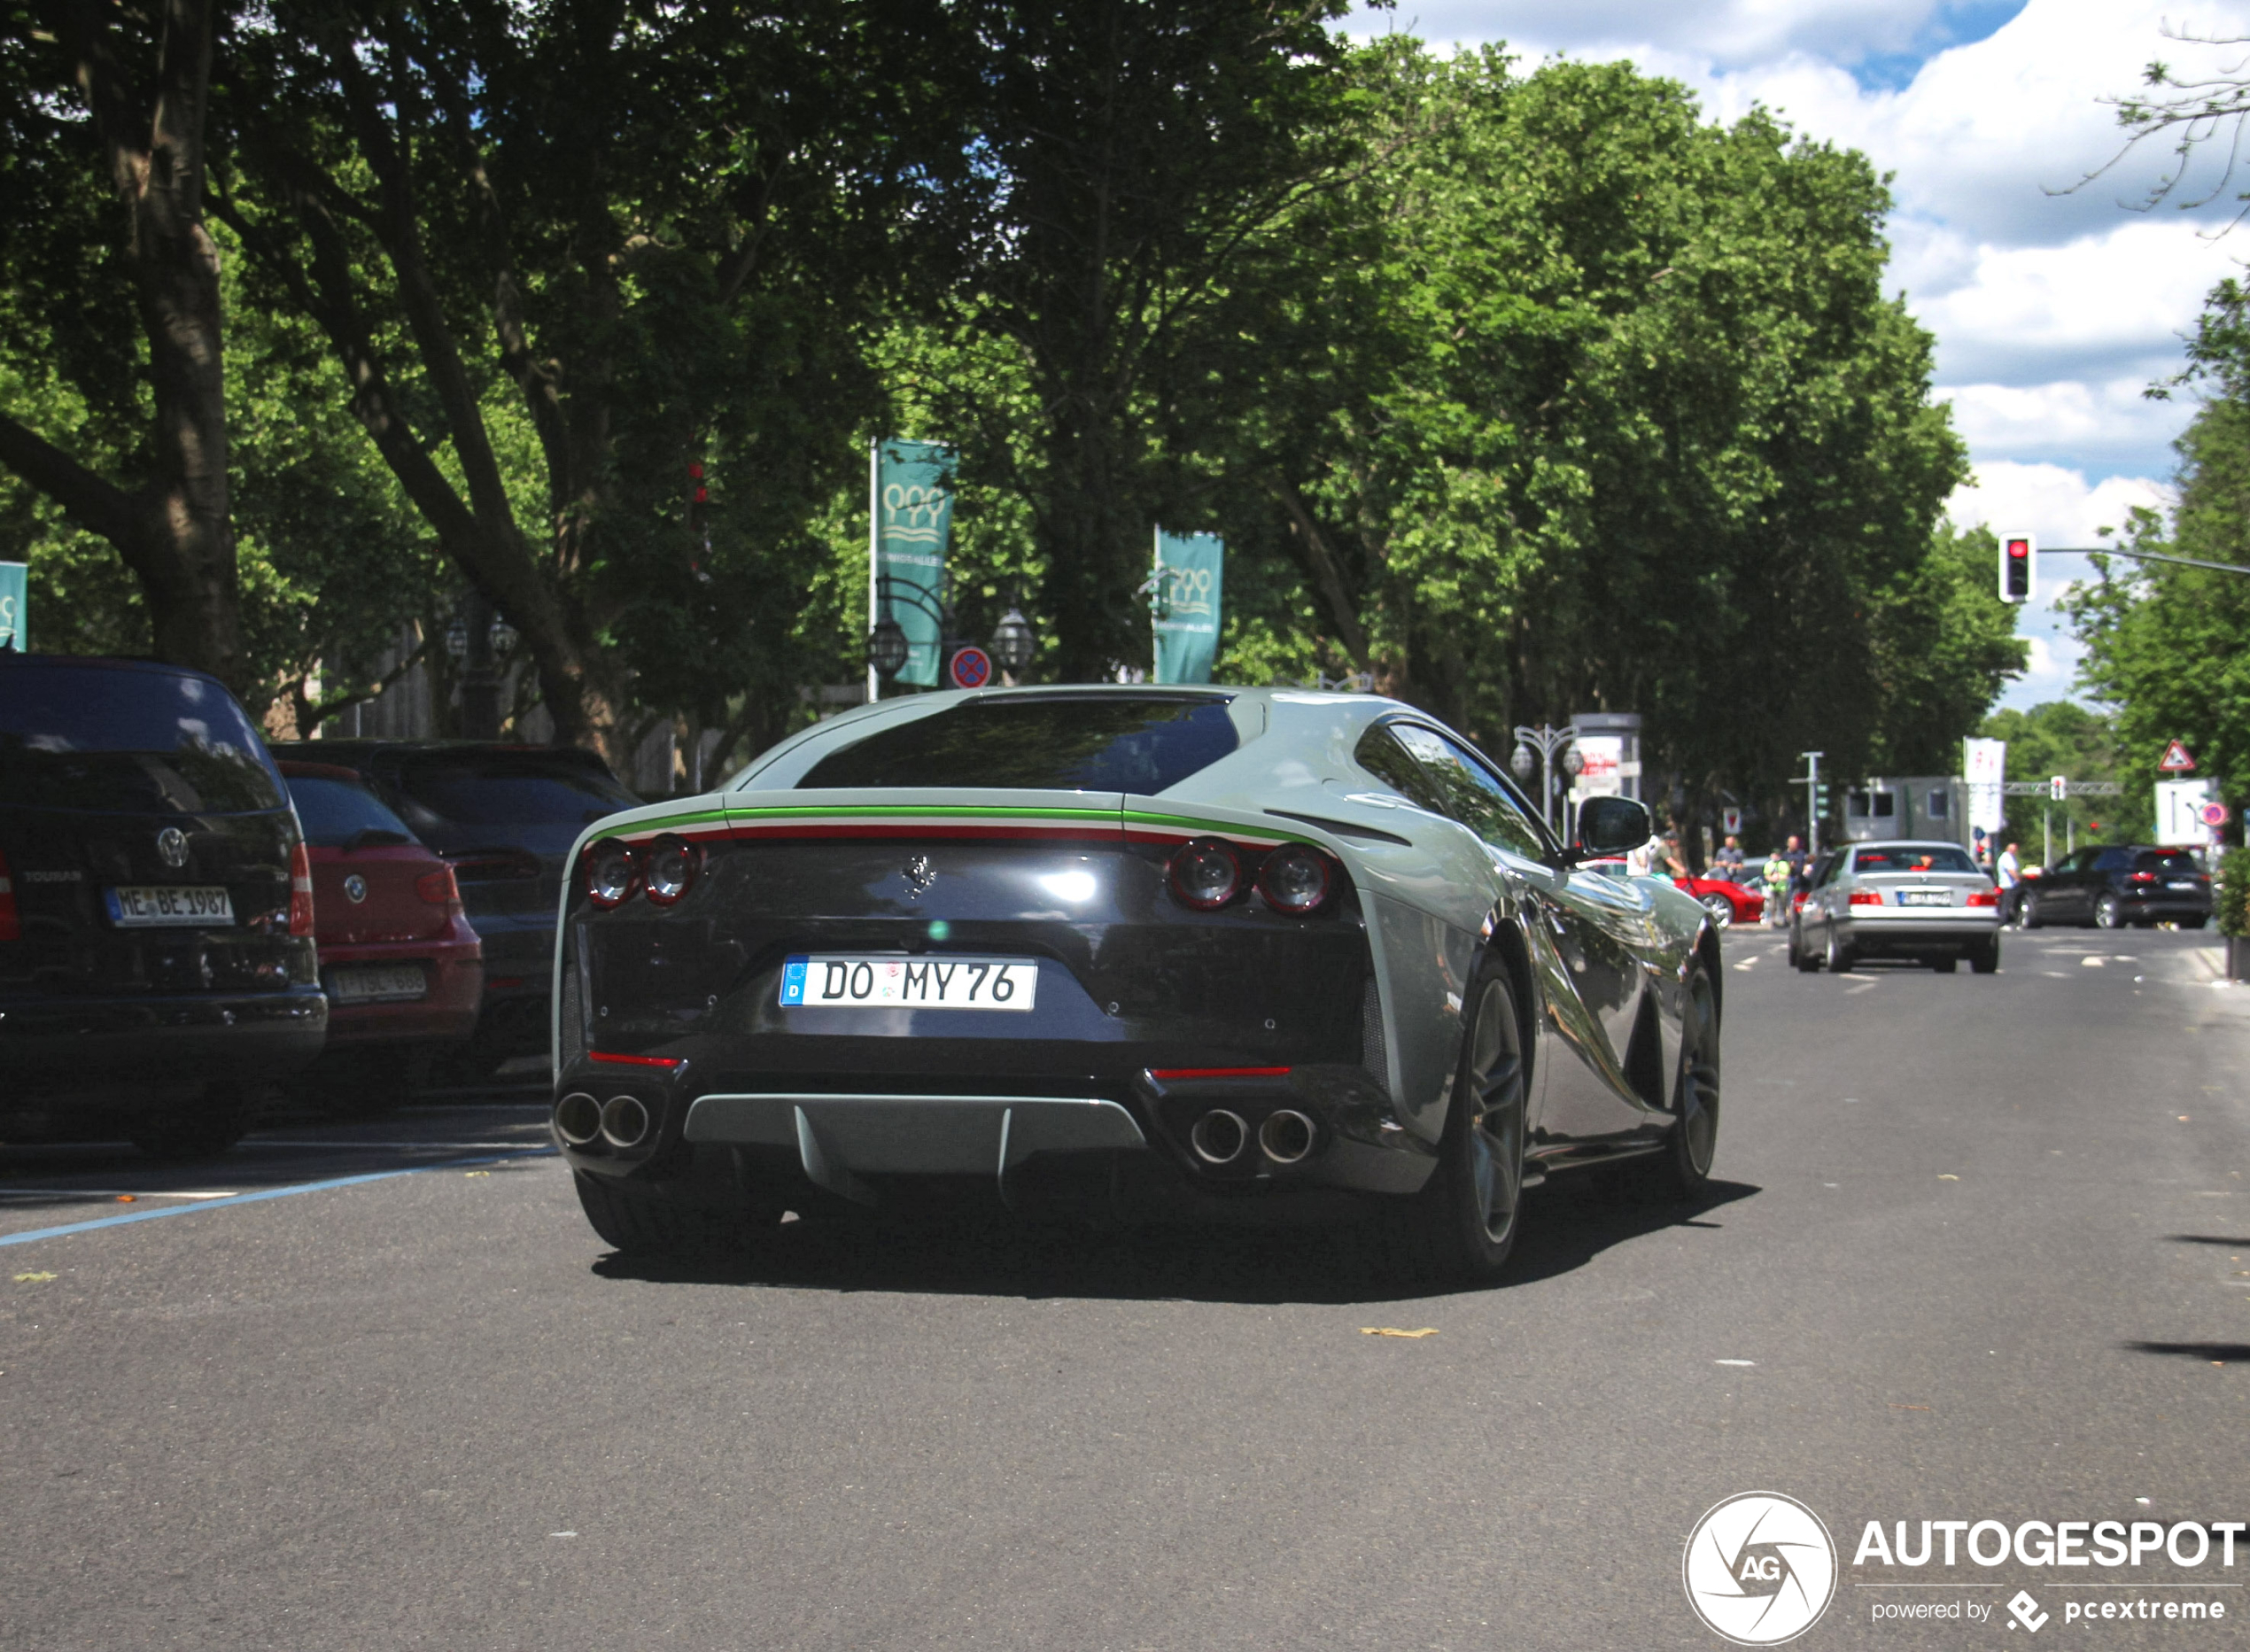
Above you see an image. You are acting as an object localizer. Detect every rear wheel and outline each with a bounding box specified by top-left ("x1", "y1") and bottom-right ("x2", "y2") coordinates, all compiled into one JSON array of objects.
[
  {"x1": 1630, "y1": 961, "x2": 1720, "y2": 1199},
  {"x1": 1698, "y1": 893, "x2": 1734, "y2": 929},
  {"x1": 1970, "y1": 937, "x2": 2000, "y2": 973},
  {"x1": 2182, "y1": 915, "x2": 2209, "y2": 930},
  {"x1": 1790, "y1": 923, "x2": 1821, "y2": 972},
  {"x1": 1825, "y1": 922, "x2": 1854, "y2": 973},
  {"x1": 1395, "y1": 959, "x2": 1528, "y2": 1285},
  {"x1": 573, "y1": 1171, "x2": 773, "y2": 1257},
  {"x1": 2094, "y1": 893, "x2": 2123, "y2": 929},
  {"x1": 132, "y1": 1081, "x2": 262, "y2": 1161},
  {"x1": 2022, "y1": 893, "x2": 2046, "y2": 930},
  {"x1": 1932, "y1": 955, "x2": 1959, "y2": 973}
]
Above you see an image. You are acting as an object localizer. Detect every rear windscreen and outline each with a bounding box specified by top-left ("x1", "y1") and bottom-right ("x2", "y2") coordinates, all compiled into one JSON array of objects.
[
  {"x1": 0, "y1": 664, "x2": 283, "y2": 813},
  {"x1": 287, "y1": 774, "x2": 417, "y2": 849},
  {"x1": 392, "y1": 755, "x2": 639, "y2": 830},
  {"x1": 798, "y1": 696, "x2": 1238, "y2": 793},
  {"x1": 2138, "y1": 849, "x2": 2201, "y2": 874},
  {"x1": 1853, "y1": 845, "x2": 1978, "y2": 875}
]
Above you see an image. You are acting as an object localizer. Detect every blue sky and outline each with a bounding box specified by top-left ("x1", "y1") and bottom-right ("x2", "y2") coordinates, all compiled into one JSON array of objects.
[{"x1": 1353, "y1": 0, "x2": 2250, "y2": 710}]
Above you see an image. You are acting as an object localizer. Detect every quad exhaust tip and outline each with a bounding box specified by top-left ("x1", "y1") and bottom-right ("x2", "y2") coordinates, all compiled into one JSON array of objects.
[
  {"x1": 599, "y1": 1094, "x2": 653, "y2": 1150},
  {"x1": 1260, "y1": 1109, "x2": 1315, "y2": 1165},
  {"x1": 555, "y1": 1091, "x2": 602, "y2": 1146},
  {"x1": 1189, "y1": 1109, "x2": 1249, "y2": 1164}
]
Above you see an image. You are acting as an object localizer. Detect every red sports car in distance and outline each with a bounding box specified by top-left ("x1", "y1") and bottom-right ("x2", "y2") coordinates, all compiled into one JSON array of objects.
[
  {"x1": 280, "y1": 762, "x2": 483, "y2": 1111},
  {"x1": 1678, "y1": 871, "x2": 1766, "y2": 928}
]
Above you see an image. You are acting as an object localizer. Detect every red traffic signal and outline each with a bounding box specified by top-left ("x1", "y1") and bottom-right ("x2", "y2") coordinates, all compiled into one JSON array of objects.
[{"x1": 2000, "y1": 532, "x2": 2035, "y2": 602}]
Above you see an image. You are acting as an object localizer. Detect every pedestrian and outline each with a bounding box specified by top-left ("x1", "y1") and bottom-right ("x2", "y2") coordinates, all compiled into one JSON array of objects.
[
  {"x1": 1659, "y1": 830, "x2": 1689, "y2": 880},
  {"x1": 1996, "y1": 840, "x2": 2022, "y2": 926},
  {"x1": 1762, "y1": 844, "x2": 1790, "y2": 926},
  {"x1": 1781, "y1": 834, "x2": 1808, "y2": 901},
  {"x1": 1715, "y1": 834, "x2": 1746, "y2": 876}
]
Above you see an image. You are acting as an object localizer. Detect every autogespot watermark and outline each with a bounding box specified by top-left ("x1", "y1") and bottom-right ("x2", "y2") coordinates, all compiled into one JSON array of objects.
[
  {"x1": 1684, "y1": 1492, "x2": 1841, "y2": 1645},
  {"x1": 1688, "y1": 1498, "x2": 2245, "y2": 1640}
]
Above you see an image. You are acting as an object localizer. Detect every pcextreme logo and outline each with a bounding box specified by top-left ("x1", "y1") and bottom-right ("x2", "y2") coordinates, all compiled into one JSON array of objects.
[{"x1": 1684, "y1": 1492, "x2": 1841, "y2": 1645}]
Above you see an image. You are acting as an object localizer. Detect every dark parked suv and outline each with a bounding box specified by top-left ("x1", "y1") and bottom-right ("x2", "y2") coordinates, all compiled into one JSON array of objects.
[
  {"x1": 269, "y1": 741, "x2": 638, "y2": 1074},
  {"x1": 1, "y1": 654, "x2": 327, "y2": 1156},
  {"x1": 2022, "y1": 844, "x2": 2213, "y2": 930}
]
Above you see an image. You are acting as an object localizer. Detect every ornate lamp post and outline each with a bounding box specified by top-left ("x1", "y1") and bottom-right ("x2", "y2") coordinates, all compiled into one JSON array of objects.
[
  {"x1": 1511, "y1": 722, "x2": 1581, "y2": 837},
  {"x1": 867, "y1": 610, "x2": 910, "y2": 686},
  {"x1": 989, "y1": 604, "x2": 1036, "y2": 683}
]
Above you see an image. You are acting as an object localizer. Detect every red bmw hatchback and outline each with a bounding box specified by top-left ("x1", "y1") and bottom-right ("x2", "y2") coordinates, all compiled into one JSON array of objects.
[{"x1": 280, "y1": 762, "x2": 483, "y2": 1110}]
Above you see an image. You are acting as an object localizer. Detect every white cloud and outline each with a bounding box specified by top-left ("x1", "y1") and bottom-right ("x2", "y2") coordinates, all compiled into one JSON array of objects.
[
  {"x1": 1939, "y1": 376, "x2": 2188, "y2": 475},
  {"x1": 1372, "y1": 0, "x2": 1952, "y2": 66}
]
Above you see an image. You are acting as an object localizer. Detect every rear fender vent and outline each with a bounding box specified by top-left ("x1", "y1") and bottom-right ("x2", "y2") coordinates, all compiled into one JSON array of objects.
[
  {"x1": 559, "y1": 948, "x2": 587, "y2": 1070},
  {"x1": 1360, "y1": 977, "x2": 1388, "y2": 1096}
]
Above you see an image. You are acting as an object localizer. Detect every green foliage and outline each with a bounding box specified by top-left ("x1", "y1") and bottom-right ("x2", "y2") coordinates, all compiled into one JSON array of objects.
[
  {"x1": 2067, "y1": 274, "x2": 2250, "y2": 842},
  {"x1": 1977, "y1": 701, "x2": 2136, "y2": 862},
  {"x1": 2219, "y1": 845, "x2": 2250, "y2": 938}
]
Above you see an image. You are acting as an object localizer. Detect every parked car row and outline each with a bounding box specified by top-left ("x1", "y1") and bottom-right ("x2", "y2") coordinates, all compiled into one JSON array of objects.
[{"x1": 1, "y1": 651, "x2": 640, "y2": 1158}]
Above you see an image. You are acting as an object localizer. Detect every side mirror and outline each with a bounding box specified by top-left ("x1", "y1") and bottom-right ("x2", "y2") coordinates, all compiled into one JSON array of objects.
[{"x1": 1571, "y1": 795, "x2": 1653, "y2": 861}]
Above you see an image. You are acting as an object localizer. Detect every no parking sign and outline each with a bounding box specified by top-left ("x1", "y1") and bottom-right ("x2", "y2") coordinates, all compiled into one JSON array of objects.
[{"x1": 947, "y1": 645, "x2": 992, "y2": 690}]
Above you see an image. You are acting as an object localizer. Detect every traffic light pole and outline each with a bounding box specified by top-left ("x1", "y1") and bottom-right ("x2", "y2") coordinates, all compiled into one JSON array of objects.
[{"x1": 1796, "y1": 751, "x2": 1825, "y2": 860}]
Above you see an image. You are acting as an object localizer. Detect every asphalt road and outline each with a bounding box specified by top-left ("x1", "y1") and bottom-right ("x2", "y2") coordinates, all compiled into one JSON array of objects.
[{"x1": 4, "y1": 927, "x2": 2246, "y2": 1650}]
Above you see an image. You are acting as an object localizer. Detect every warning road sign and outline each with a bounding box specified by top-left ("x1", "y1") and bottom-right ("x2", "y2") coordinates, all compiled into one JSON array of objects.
[{"x1": 2159, "y1": 740, "x2": 2197, "y2": 773}]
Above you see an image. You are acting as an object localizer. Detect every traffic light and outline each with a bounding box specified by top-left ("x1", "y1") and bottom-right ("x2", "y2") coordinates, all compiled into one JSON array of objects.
[
  {"x1": 2050, "y1": 775, "x2": 2067, "y2": 803},
  {"x1": 2000, "y1": 532, "x2": 2035, "y2": 602},
  {"x1": 1813, "y1": 780, "x2": 1830, "y2": 817}
]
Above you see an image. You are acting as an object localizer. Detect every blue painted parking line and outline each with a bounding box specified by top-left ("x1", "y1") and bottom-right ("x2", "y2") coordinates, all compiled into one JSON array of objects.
[{"x1": 0, "y1": 1147, "x2": 558, "y2": 1249}]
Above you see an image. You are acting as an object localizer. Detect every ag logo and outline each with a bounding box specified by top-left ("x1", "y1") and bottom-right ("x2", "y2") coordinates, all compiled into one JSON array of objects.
[{"x1": 1683, "y1": 1491, "x2": 1838, "y2": 1645}]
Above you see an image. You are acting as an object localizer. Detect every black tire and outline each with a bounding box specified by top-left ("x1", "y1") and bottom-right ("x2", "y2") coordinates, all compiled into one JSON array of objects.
[
  {"x1": 1932, "y1": 955, "x2": 1959, "y2": 973},
  {"x1": 2094, "y1": 893, "x2": 2123, "y2": 930},
  {"x1": 2182, "y1": 915, "x2": 2209, "y2": 931},
  {"x1": 1631, "y1": 958, "x2": 1721, "y2": 1198},
  {"x1": 1970, "y1": 938, "x2": 2000, "y2": 973},
  {"x1": 2022, "y1": 893, "x2": 2045, "y2": 930},
  {"x1": 1824, "y1": 922, "x2": 1854, "y2": 973},
  {"x1": 1790, "y1": 924, "x2": 1821, "y2": 972},
  {"x1": 1699, "y1": 893, "x2": 1734, "y2": 929},
  {"x1": 132, "y1": 1081, "x2": 262, "y2": 1161},
  {"x1": 1394, "y1": 958, "x2": 1529, "y2": 1285},
  {"x1": 573, "y1": 1170, "x2": 771, "y2": 1256}
]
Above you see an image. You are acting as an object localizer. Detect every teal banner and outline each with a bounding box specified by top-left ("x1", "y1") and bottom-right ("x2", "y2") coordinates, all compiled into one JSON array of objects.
[
  {"x1": 0, "y1": 561, "x2": 23, "y2": 651},
  {"x1": 1152, "y1": 531, "x2": 1222, "y2": 684},
  {"x1": 873, "y1": 439, "x2": 956, "y2": 689}
]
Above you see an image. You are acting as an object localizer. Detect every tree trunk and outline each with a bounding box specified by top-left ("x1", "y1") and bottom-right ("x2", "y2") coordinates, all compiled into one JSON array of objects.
[{"x1": 0, "y1": 0, "x2": 240, "y2": 685}]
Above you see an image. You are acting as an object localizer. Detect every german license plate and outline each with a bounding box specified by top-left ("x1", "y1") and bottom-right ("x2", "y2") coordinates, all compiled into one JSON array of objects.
[
  {"x1": 105, "y1": 885, "x2": 234, "y2": 927},
  {"x1": 779, "y1": 955, "x2": 1038, "y2": 1012},
  {"x1": 2169, "y1": 880, "x2": 2197, "y2": 889},
  {"x1": 1898, "y1": 890, "x2": 1951, "y2": 906},
  {"x1": 329, "y1": 964, "x2": 428, "y2": 1004}
]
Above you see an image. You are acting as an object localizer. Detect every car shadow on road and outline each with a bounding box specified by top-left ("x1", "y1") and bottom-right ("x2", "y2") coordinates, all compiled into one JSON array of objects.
[
  {"x1": 2123, "y1": 1340, "x2": 2250, "y2": 1362},
  {"x1": 590, "y1": 1174, "x2": 1762, "y2": 1307}
]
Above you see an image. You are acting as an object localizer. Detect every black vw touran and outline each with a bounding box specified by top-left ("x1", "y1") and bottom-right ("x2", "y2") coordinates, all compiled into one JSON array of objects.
[{"x1": 1, "y1": 654, "x2": 327, "y2": 1156}]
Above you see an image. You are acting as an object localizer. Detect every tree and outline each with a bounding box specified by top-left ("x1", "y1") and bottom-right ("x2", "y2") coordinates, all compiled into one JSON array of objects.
[
  {"x1": 0, "y1": 0, "x2": 242, "y2": 684},
  {"x1": 1977, "y1": 701, "x2": 2131, "y2": 858},
  {"x1": 944, "y1": 0, "x2": 1360, "y2": 681},
  {"x1": 208, "y1": 0, "x2": 975, "y2": 756},
  {"x1": 1214, "y1": 50, "x2": 1989, "y2": 832}
]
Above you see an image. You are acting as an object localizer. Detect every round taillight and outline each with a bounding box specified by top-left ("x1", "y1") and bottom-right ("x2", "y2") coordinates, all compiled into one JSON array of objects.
[
  {"x1": 1167, "y1": 836, "x2": 1242, "y2": 911},
  {"x1": 643, "y1": 834, "x2": 699, "y2": 905},
  {"x1": 1257, "y1": 844, "x2": 1335, "y2": 914},
  {"x1": 585, "y1": 839, "x2": 640, "y2": 910}
]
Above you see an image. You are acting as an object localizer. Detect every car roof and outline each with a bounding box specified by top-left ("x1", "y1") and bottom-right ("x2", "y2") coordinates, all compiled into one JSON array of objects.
[
  {"x1": 0, "y1": 649, "x2": 235, "y2": 692},
  {"x1": 270, "y1": 739, "x2": 617, "y2": 769},
  {"x1": 1848, "y1": 839, "x2": 1968, "y2": 851}
]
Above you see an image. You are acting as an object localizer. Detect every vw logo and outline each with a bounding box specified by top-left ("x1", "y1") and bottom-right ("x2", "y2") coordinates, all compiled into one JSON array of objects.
[
  {"x1": 156, "y1": 827, "x2": 190, "y2": 869},
  {"x1": 343, "y1": 874, "x2": 368, "y2": 904},
  {"x1": 902, "y1": 854, "x2": 935, "y2": 897},
  {"x1": 1682, "y1": 1492, "x2": 1838, "y2": 1645}
]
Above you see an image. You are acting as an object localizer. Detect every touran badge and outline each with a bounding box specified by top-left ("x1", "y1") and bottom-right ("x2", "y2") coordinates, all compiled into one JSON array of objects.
[
  {"x1": 156, "y1": 827, "x2": 190, "y2": 868},
  {"x1": 344, "y1": 874, "x2": 369, "y2": 904}
]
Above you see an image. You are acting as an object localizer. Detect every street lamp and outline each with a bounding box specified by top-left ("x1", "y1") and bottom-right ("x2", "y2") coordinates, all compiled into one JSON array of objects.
[
  {"x1": 867, "y1": 612, "x2": 909, "y2": 684},
  {"x1": 1511, "y1": 722, "x2": 1581, "y2": 837},
  {"x1": 990, "y1": 605, "x2": 1036, "y2": 679}
]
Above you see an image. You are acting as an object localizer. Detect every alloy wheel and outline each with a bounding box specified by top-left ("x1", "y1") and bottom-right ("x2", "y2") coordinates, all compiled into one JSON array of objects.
[
  {"x1": 2095, "y1": 894, "x2": 2122, "y2": 929},
  {"x1": 1699, "y1": 893, "x2": 1734, "y2": 928},
  {"x1": 1463, "y1": 977, "x2": 1526, "y2": 1245},
  {"x1": 1676, "y1": 974, "x2": 1720, "y2": 1176}
]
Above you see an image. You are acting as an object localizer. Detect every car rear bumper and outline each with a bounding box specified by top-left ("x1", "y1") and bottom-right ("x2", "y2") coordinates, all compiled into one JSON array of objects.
[
  {"x1": 1839, "y1": 913, "x2": 1998, "y2": 951},
  {"x1": 554, "y1": 1055, "x2": 1435, "y2": 1214},
  {"x1": 0, "y1": 984, "x2": 329, "y2": 1097},
  {"x1": 321, "y1": 938, "x2": 483, "y2": 1048}
]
